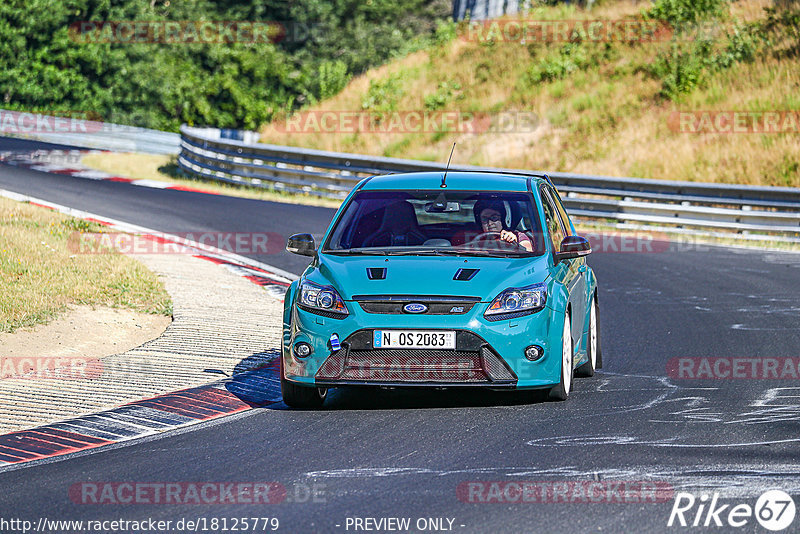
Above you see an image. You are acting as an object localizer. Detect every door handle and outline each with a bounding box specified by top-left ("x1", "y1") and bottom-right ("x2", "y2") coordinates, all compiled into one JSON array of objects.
[{"x1": 578, "y1": 265, "x2": 587, "y2": 273}]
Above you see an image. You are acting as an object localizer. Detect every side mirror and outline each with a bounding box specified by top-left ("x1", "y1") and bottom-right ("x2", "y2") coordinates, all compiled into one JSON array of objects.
[
  {"x1": 286, "y1": 233, "x2": 316, "y2": 256},
  {"x1": 554, "y1": 235, "x2": 591, "y2": 263}
]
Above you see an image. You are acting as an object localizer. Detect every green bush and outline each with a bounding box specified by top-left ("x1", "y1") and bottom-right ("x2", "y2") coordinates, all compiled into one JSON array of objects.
[
  {"x1": 0, "y1": 0, "x2": 449, "y2": 130},
  {"x1": 760, "y1": 6, "x2": 800, "y2": 58},
  {"x1": 526, "y1": 43, "x2": 589, "y2": 83},
  {"x1": 424, "y1": 81, "x2": 462, "y2": 110},
  {"x1": 361, "y1": 74, "x2": 406, "y2": 112},
  {"x1": 433, "y1": 19, "x2": 458, "y2": 47},
  {"x1": 713, "y1": 25, "x2": 757, "y2": 68},
  {"x1": 314, "y1": 61, "x2": 350, "y2": 102},
  {"x1": 650, "y1": 42, "x2": 707, "y2": 100},
  {"x1": 646, "y1": 0, "x2": 765, "y2": 101},
  {"x1": 646, "y1": 0, "x2": 729, "y2": 26}
]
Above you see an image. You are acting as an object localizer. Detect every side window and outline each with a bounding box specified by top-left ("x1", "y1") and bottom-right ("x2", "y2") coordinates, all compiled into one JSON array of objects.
[
  {"x1": 550, "y1": 189, "x2": 574, "y2": 236},
  {"x1": 540, "y1": 188, "x2": 566, "y2": 252}
]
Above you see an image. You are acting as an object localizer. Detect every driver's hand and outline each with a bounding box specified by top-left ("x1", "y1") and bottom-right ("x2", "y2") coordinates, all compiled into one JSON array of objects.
[{"x1": 500, "y1": 230, "x2": 518, "y2": 243}]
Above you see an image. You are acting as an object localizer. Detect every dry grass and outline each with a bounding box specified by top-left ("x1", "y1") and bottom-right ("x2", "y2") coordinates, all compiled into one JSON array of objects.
[
  {"x1": 80, "y1": 152, "x2": 175, "y2": 185},
  {"x1": 730, "y1": 0, "x2": 773, "y2": 22},
  {"x1": 0, "y1": 197, "x2": 172, "y2": 333},
  {"x1": 80, "y1": 152, "x2": 343, "y2": 208},
  {"x1": 259, "y1": 0, "x2": 799, "y2": 187}
]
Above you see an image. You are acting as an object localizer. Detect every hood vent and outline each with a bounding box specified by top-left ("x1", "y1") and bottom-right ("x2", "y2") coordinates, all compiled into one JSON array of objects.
[
  {"x1": 453, "y1": 268, "x2": 479, "y2": 281},
  {"x1": 367, "y1": 267, "x2": 387, "y2": 280}
]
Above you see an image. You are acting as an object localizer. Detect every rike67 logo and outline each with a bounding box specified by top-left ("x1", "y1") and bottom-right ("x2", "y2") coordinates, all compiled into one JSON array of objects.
[{"x1": 668, "y1": 490, "x2": 796, "y2": 530}]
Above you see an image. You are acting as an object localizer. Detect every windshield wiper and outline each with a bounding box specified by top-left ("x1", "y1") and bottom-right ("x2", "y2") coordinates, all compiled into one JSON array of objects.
[
  {"x1": 379, "y1": 248, "x2": 530, "y2": 257},
  {"x1": 331, "y1": 248, "x2": 453, "y2": 256},
  {"x1": 429, "y1": 248, "x2": 529, "y2": 257},
  {"x1": 326, "y1": 248, "x2": 532, "y2": 257},
  {"x1": 381, "y1": 249, "x2": 499, "y2": 256},
  {"x1": 325, "y1": 248, "x2": 388, "y2": 255},
  {"x1": 383, "y1": 249, "x2": 443, "y2": 256}
]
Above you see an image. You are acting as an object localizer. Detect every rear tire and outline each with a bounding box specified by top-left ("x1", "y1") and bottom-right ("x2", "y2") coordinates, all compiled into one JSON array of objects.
[
  {"x1": 280, "y1": 358, "x2": 327, "y2": 409},
  {"x1": 576, "y1": 296, "x2": 598, "y2": 378},
  {"x1": 548, "y1": 312, "x2": 573, "y2": 401}
]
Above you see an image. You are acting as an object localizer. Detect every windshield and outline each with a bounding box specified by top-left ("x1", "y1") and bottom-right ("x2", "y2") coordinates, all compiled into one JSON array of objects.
[{"x1": 323, "y1": 190, "x2": 545, "y2": 256}]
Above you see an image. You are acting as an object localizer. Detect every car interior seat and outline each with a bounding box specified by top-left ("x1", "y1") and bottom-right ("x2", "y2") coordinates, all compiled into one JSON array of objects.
[{"x1": 361, "y1": 200, "x2": 427, "y2": 248}]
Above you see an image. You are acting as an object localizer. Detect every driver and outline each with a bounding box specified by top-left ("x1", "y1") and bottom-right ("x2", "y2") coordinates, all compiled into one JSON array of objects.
[{"x1": 473, "y1": 199, "x2": 533, "y2": 252}]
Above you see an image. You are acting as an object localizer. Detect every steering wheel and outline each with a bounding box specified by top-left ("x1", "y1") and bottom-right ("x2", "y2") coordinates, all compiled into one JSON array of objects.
[{"x1": 464, "y1": 231, "x2": 524, "y2": 250}]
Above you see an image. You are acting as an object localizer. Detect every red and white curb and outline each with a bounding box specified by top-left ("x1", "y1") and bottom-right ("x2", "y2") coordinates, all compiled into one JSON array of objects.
[
  {"x1": 0, "y1": 360, "x2": 282, "y2": 468},
  {"x1": 0, "y1": 149, "x2": 219, "y2": 195},
  {"x1": 0, "y1": 188, "x2": 298, "y2": 468}
]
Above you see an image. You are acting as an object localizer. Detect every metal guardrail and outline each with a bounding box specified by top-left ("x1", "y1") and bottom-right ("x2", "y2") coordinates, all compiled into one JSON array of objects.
[{"x1": 179, "y1": 125, "x2": 800, "y2": 238}]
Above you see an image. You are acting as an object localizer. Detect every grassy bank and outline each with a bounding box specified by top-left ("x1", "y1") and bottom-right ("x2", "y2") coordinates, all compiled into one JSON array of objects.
[
  {"x1": 0, "y1": 197, "x2": 172, "y2": 332},
  {"x1": 259, "y1": 0, "x2": 800, "y2": 187}
]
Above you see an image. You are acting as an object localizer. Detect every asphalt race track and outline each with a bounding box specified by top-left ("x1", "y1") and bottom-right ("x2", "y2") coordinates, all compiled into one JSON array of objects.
[{"x1": 1, "y1": 137, "x2": 799, "y2": 533}]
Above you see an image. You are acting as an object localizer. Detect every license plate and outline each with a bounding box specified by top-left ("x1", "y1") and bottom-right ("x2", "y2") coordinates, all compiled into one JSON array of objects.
[{"x1": 373, "y1": 330, "x2": 456, "y2": 349}]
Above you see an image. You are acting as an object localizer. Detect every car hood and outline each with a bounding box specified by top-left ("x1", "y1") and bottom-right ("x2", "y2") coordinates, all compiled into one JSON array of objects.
[{"x1": 308, "y1": 253, "x2": 550, "y2": 301}]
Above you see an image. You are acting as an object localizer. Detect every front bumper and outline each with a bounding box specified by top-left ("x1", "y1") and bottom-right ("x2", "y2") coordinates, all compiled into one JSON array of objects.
[
  {"x1": 283, "y1": 298, "x2": 565, "y2": 390},
  {"x1": 314, "y1": 329, "x2": 517, "y2": 388}
]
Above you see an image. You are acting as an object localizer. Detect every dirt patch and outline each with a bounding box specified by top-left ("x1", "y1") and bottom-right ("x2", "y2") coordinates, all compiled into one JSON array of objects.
[{"x1": 0, "y1": 306, "x2": 171, "y2": 359}]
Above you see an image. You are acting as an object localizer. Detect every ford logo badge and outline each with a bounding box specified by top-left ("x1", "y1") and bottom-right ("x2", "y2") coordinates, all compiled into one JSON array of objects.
[{"x1": 403, "y1": 303, "x2": 428, "y2": 314}]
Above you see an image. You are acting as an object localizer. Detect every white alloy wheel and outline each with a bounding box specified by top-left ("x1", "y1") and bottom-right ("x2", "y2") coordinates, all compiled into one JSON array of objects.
[{"x1": 562, "y1": 313, "x2": 573, "y2": 394}]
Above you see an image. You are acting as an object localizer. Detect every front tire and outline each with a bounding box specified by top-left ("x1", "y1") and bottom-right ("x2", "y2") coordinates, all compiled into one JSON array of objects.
[
  {"x1": 576, "y1": 296, "x2": 598, "y2": 378},
  {"x1": 280, "y1": 358, "x2": 327, "y2": 409},
  {"x1": 548, "y1": 312, "x2": 573, "y2": 401}
]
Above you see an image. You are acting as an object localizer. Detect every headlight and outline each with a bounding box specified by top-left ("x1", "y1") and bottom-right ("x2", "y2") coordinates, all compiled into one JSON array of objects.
[
  {"x1": 299, "y1": 280, "x2": 348, "y2": 316},
  {"x1": 484, "y1": 283, "x2": 547, "y2": 320}
]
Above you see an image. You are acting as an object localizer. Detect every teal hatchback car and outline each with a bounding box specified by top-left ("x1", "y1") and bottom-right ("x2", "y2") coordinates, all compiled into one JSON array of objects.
[{"x1": 281, "y1": 171, "x2": 601, "y2": 408}]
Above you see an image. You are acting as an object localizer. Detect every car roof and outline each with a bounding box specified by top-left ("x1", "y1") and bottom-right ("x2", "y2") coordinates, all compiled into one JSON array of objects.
[{"x1": 359, "y1": 171, "x2": 551, "y2": 192}]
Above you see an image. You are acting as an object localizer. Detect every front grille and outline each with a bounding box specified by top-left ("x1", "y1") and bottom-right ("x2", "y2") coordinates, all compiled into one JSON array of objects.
[
  {"x1": 481, "y1": 346, "x2": 514, "y2": 380},
  {"x1": 315, "y1": 330, "x2": 516, "y2": 384},
  {"x1": 342, "y1": 350, "x2": 487, "y2": 382},
  {"x1": 353, "y1": 295, "x2": 480, "y2": 315}
]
